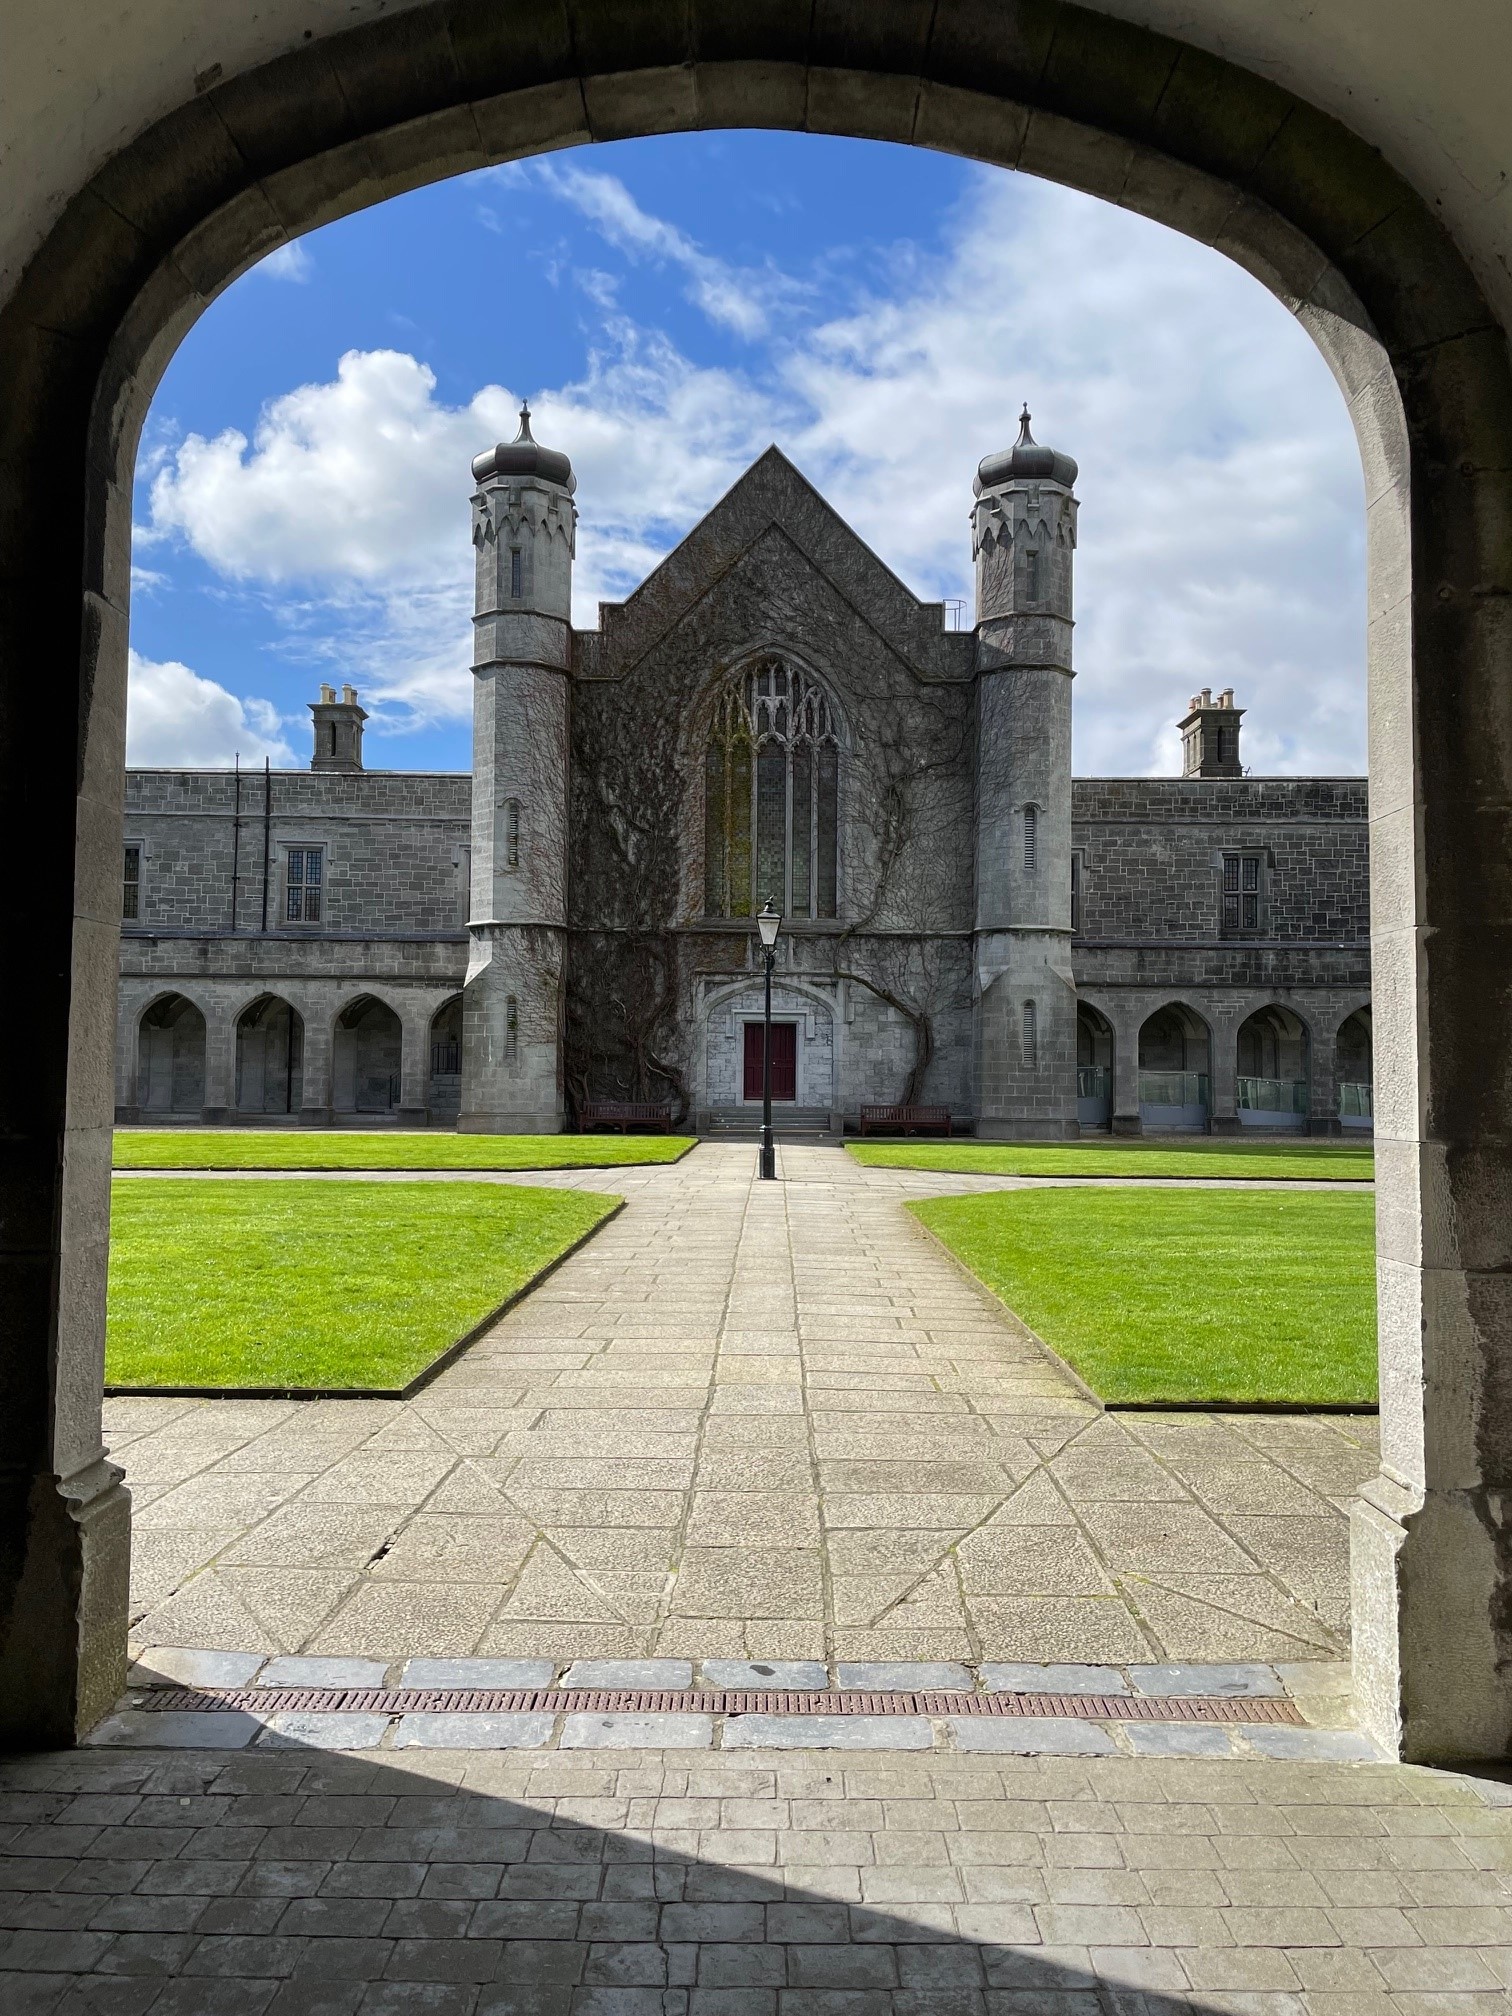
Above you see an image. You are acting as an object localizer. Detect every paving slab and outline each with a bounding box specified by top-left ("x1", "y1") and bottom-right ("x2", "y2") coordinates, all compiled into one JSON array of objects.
[{"x1": 112, "y1": 1143, "x2": 1366, "y2": 1668}]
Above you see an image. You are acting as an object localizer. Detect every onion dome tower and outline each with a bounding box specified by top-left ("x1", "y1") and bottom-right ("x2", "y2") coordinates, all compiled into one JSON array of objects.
[
  {"x1": 971, "y1": 407, "x2": 1081, "y2": 1138},
  {"x1": 460, "y1": 405, "x2": 576, "y2": 1132}
]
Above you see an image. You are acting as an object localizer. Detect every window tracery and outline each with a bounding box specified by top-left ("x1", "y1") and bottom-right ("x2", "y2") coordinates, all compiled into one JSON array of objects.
[{"x1": 704, "y1": 659, "x2": 839, "y2": 920}]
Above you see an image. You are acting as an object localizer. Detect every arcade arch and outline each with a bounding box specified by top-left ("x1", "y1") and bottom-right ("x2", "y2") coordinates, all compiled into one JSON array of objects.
[
  {"x1": 234, "y1": 995, "x2": 304, "y2": 1116},
  {"x1": 1075, "y1": 1001, "x2": 1114, "y2": 1130},
  {"x1": 332, "y1": 995, "x2": 403, "y2": 1117},
  {"x1": 1137, "y1": 1002, "x2": 1211, "y2": 1131},
  {"x1": 136, "y1": 994, "x2": 206, "y2": 1115},
  {"x1": 428, "y1": 995, "x2": 464, "y2": 1122},
  {"x1": 1236, "y1": 1003, "x2": 1311, "y2": 1131},
  {"x1": 1337, "y1": 1005, "x2": 1374, "y2": 1129}
]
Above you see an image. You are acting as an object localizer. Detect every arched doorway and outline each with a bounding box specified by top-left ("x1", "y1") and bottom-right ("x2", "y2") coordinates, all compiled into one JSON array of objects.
[
  {"x1": 1075, "y1": 1001, "x2": 1113, "y2": 1130},
  {"x1": 1138, "y1": 1003, "x2": 1210, "y2": 1131},
  {"x1": 428, "y1": 996, "x2": 463, "y2": 1122},
  {"x1": 1236, "y1": 1004, "x2": 1311, "y2": 1131},
  {"x1": 1337, "y1": 1007, "x2": 1374, "y2": 1130},
  {"x1": 234, "y1": 996, "x2": 304, "y2": 1116},
  {"x1": 332, "y1": 996, "x2": 402, "y2": 1117},
  {"x1": 6, "y1": 6, "x2": 1510, "y2": 1761},
  {"x1": 136, "y1": 995, "x2": 205, "y2": 1115}
]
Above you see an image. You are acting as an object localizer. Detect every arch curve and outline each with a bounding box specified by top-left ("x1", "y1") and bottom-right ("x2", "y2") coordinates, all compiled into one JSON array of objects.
[
  {"x1": 135, "y1": 990, "x2": 206, "y2": 1116},
  {"x1": 2, "y1": 0, "x2": 1510, "y2": 1759},
  {"x1": 234, "y1": 993, "x2": 304, "y2": 1116}
]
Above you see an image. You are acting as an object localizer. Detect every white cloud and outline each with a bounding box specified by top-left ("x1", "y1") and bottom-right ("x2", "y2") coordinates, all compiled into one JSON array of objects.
[
  {"x1": 126, "y1": 651, "x2": 296, "y2": 766},
  {"x1": 257, "y1": 241, "x2": 313, "y2": 283},
  {"x1": 514, "y1": 161, "x2": 786, "y2": 339},
  {"x1": 143, "y1": 165, "x2": 1366, "y2": 772}
]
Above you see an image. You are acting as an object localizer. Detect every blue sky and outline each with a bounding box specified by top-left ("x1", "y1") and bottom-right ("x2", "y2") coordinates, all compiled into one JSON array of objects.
[{"x1": 131, "y1": 131, "x2": 1365, "y2": 776}]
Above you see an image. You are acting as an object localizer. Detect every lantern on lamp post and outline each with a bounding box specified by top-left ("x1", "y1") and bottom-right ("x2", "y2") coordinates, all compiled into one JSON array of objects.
[{"x1": 757, "y1": 898, "x2": 781, "y2": 1181}]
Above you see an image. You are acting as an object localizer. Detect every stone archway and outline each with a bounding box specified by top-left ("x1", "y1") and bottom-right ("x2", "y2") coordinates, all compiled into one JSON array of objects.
[
  {"x1": 136, "y1": 993, "x2": 206, "y2": 1116},
  {"x1": 332, "y1": 994, "x2": 404, "y2": 1117},
  {"x1": 1137, "y1": 1001, "x2": 1211, "y2": 1131},
  {"x1": 1235, "y1": 1003, "x2": 1311, "y2": 1132},
  {"x1": 1337, "y1": 1005, "x2": 1374, "y2": 1131},
  {"x1": 1074, "y1": 1000, "x2": 1113, "y2": 1131},
  {"x1": 234, "y1": 994, "x2": 304, "y2": 1116},
  {"x1": 428, "y1": 994, "x2": 464, "y2": 1122},
  {"x1": 3, "y1": 5, "x2": 1509, "y2": 1760}
]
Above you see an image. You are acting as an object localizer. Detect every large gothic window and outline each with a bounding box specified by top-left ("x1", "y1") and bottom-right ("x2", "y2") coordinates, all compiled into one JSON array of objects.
[{"x1": 704, "y1": 659, "x2": 839, "y2": 919}]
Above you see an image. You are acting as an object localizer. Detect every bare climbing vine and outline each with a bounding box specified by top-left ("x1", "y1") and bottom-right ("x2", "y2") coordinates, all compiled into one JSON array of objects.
[{"x1": 564, "y1": 614, "x2": 975, "y2": 1118}]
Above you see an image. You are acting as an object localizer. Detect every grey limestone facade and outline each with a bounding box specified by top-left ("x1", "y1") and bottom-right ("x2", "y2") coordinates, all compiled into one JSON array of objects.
[{"x1": 117, "y1": 411, "x2": 1371, "y2": 1137}]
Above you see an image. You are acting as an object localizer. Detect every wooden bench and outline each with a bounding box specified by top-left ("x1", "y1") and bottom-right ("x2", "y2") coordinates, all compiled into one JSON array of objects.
[
  {"x1": 577, "y1": 1099, "x2": 674, "y2": 1134},
  {"x1": 857, "y1": 1104, "x2": 952, "y2": 1137}
]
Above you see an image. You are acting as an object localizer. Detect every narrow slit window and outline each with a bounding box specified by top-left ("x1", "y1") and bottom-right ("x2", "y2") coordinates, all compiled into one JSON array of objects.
[
  {"x1": 510, "y1": 548, "x2": 523, "y2": 599},
  {"x1": 285, "y1": 847, "x2": 323, "y2": 923},
  {"x1": 1022, "y1": 998, "x2": 1038, "y2": 1068},
  {"x1": 122, "y1": 844, "x2": 141, "y2": 921},
  {"x1": 1025, "y1": 548, "x2": 1042, "y2": 601},
  {"x1": 505, "y1": 995, "x2": 519, "y2": 1063},
  {"x1": 503, "y1": 798, "x2": 521, "y2": 871},
  {"x1": 1023, "y1": 805, "x2": 1038, "y2": 874}
]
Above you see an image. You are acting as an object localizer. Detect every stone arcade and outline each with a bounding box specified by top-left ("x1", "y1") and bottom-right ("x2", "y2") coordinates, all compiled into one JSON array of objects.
[{"x1": 117, "y1": 411, "x2": 1371, "y2": 1140}]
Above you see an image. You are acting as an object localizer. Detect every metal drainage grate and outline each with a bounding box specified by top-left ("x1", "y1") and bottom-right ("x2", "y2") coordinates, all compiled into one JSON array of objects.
[{"x1": 139, "y1": 1685, "x2": 1302, "y2": 1725}]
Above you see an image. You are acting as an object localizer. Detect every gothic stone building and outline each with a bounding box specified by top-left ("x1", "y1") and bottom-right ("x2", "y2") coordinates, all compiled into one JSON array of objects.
[{"x1": 116, "y1": 412, "x2": 1372, "y2": 1138}]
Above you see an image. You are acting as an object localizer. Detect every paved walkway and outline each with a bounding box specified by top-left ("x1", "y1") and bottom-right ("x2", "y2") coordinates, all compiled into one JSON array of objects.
[
  {"x1": 3, "y1": 1739, "x2": 1509, "y2": 2013},
  {"x1": 111, "y1": 1142, "x2": 1375, "y2": 1674}
]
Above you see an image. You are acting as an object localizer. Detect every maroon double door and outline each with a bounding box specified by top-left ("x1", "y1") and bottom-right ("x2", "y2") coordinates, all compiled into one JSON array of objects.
[{"x1": 743, "y1": 1021, "x2": 797, "y2": 1102}]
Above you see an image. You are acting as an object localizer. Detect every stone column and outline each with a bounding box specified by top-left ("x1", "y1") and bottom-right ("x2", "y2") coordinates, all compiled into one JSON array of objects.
[
  {"x1": 396, "y1": 1006, "x2": 430, "y2": 1126},
  {"x1": 1308, "y1": 1008, "x2": 1339, "y2": 1137},
  {"x1": 1110, "y1": 1004, "x2": 1142, "y2": 1135},
  {"x1": 0, "y1": 571, "x2": 132, "y2": 1748},
  {"x1": 1340, "y1": 321, "x2": 1512, "y2": 1763},
  {"x1": 199, "y1": 1002, "x2": 234, "y2": 1124},
  {"x1": 1208, "y1": 1004, "x2": 1240, "y2": 1136},
  {"x1": 115, "y1": 992, "x2": 139, "y2": 1121},
  {"x1": 298, "y1": 1005, "x2": 332, "y2": 1127}
]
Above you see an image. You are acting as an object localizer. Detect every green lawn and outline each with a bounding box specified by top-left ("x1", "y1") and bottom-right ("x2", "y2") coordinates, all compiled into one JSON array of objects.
[
  {"x1": 106, "y1": 1178, "x2": 619, "y2": 1391},
  {"x1": 911, "y1": 1186, "x2": 1377, "y2": 1405},
  {"x1": 113, "y1": 1129, "x2": 695, "y2": 1171},
  {"x1": 850, "y1": 1138, "x2": 1373, "y2": 1181}
]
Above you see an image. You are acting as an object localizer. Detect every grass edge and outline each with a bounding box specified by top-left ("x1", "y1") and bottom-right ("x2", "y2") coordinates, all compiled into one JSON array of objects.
[
  {"x1": 905, "y1": 1197, "x2": 1379, "y2": 1413},
  {"x1": 103, "y1": 1194, "x2": 625, "y2": 1402}
]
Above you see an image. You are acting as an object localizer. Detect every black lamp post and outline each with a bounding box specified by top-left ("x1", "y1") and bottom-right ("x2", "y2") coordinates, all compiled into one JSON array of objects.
[{"x1": 757, "y1": 898, "x2": 781, "y2": 1181}]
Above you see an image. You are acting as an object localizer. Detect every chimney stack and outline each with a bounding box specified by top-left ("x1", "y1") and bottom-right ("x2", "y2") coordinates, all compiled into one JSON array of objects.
[
  {"x1": 1179, "y1": 687, "x2": 1245, "y2": 778},
  {"x1": 310, "y1": 684, "x2": 368, "y2": 773}
]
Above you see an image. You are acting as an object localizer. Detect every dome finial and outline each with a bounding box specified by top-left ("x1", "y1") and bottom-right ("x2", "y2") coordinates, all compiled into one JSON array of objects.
[
  {"x1": 974, "y1": 406, "x2": 1077, "y2": 495},
  {"x1": 471, "y1": 400, "x2": 575, "y2": 490}
]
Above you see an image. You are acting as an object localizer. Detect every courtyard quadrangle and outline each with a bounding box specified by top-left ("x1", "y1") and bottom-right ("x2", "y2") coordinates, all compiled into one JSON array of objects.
[{"x1": 110, "y1": 1142, "x2": 1375, "y2": 1670}]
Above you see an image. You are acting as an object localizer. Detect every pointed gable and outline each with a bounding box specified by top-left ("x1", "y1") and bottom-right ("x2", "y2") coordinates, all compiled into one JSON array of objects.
[{"x1": 577, "y1": 448, "x2": 972, "y2": 685}]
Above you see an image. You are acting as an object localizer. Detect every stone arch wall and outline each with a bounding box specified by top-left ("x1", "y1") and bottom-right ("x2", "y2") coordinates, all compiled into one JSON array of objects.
[
  {"x1": 696, "y1": 974, "x2": 838, "y2": 1118},
  {"x1": 3, "y1": 2, "x2": 1509, "y2": 1756}
]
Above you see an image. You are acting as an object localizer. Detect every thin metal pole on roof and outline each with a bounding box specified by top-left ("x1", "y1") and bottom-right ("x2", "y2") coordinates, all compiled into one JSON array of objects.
[
  {"x1": 230, "y1": 752, "x2": 241, "y2": 932},
  {"x1": 260, "y1": 757, "x2": 271, "y2": 933}
]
